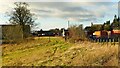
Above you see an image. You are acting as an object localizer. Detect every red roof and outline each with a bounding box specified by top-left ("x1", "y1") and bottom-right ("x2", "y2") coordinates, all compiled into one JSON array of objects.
[{"x1": 112, "y1": 30, "x2": 120, "y2": 34}]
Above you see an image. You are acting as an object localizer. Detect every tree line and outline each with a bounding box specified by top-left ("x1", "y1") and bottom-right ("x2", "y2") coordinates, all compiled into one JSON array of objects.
[{"x1": 85, "y1": 15, "x2": 120, "y2": 33}]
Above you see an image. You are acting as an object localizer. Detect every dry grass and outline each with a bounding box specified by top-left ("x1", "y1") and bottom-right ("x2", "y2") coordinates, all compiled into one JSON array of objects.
[
  {"x1": 0, "y1": 45, "x2": 2, "y2": 67},
  {"x1": 2, "y1": 37, "x2": 118, "y2": 66}
]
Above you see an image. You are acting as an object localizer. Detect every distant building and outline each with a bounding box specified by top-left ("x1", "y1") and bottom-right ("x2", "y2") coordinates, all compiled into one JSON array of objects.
[
  {"x1": 32, "y1": 29, "x2": 69, "y2": 37},
  {"x1": 0, "y1": 25, "x2": 30, "y2": 43},
  {"x1": 37, "y1": 30, "x2": 55, "y2": 36},
  {"x1": 32, "y1": 30, "x2": 55, "y2": 36}
]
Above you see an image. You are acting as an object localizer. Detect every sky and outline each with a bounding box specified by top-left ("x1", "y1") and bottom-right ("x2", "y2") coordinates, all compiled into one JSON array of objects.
[{"x1": 0, "y1": 0, "x2": 119, "y2": 30}]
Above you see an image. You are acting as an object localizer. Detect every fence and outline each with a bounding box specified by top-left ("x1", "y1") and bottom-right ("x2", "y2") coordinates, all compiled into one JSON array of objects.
[{"x1": 90, "y1": 37, "x2": 120, "y2": 45}]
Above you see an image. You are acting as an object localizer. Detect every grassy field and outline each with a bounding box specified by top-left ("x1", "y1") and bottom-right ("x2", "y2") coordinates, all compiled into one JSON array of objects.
[{"x1": 1, "y1": 37, "x2": 118, "y2": 66}]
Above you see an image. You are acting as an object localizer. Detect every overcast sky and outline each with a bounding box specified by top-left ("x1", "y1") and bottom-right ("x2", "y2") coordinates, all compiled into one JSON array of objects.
[{"x1": 0, "y1": 0, "x2": 119, "y2": 30}]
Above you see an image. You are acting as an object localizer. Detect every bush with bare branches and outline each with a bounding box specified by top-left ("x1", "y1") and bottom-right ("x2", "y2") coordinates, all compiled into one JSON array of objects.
[{"x1": 68, "y1": 24, "x2": 87, "y2": 43}]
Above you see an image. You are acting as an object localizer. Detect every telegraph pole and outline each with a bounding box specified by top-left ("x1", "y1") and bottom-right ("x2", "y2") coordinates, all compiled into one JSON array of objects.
[
  {"x1": 68, "y1": 20, "x2": 69, "y2": 29},
  {"x1": 66, "y1": 21, "x2": 70, "y2": 41}
]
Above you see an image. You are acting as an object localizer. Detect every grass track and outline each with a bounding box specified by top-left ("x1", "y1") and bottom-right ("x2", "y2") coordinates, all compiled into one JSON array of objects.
[{"x1": 2, "y1": 37, "x2": 118, "y2": 66}]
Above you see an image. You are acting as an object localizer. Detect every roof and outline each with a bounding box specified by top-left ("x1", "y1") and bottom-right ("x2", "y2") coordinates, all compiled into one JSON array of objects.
[{"x1": 0, "y1": 24, "x2": 30, "y2": 26}]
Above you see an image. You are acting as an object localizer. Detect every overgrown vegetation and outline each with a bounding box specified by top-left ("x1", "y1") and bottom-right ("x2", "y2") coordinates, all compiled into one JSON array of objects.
[
  {"x1": 2, "y1": 25, "x2": 31, "y2": 44},
  {"x1": 68, "y1": 24, "x2": 87, "y2": 43},
  {"x1": 2, "y1": 37, "x2": 118, "y2": 66},
  {"x1": 8, "y1": 2, "x2": 35, "y2": 38}
]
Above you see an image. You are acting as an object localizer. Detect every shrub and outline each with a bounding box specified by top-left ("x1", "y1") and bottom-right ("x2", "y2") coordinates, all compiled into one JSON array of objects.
[{"x1": 68, "y1": 24, "x2": 87, "y2": 43}]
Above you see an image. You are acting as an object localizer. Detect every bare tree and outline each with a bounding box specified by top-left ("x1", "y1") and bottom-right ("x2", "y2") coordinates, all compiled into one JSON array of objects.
[{"x1": 9, "y1": 2, "x2": 35, "y2": 38}]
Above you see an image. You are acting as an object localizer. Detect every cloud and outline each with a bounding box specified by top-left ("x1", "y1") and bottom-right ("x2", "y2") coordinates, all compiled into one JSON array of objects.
[
  {"x1": 61, "y1": 7, "x2": 89, "y2": 12},
  {"x1": 0, "y1": 0, "x2": 118, "y2": 2},
  {"x1": 0, "y1": 2, "x2": 14, "y2": 14},
  {"x1": 0, "y1": 2, "x2": 118, "y2": 24},
  {"x1": 31, "y1": 8, "x2": 53, "y2": 13},
  {"x1": 27, "y1": 2, "x2": 117, "y2": 22}
]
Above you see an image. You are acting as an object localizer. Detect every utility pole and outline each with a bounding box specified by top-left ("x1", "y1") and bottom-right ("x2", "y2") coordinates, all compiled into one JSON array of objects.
[
  {"x1": 68, "y1": 20, "x2": 69, "y2": 29},
  {"x1": 66, "y1": 20, "x2": 70, "y2": 41}
]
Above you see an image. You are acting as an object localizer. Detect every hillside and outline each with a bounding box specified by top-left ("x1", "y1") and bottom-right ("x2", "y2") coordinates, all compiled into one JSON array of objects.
[{"x1": 2, "y1": 37, "x2": 118, "y2": 66}]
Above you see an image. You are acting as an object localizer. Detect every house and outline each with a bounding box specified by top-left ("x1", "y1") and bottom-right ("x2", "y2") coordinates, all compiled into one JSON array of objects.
[
  {"x1": 93, "y1": 30, "x2": 110, "y2": 38},
  {"x1": 0, "y1": 24, "x2": 30, "y2": 43}
]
